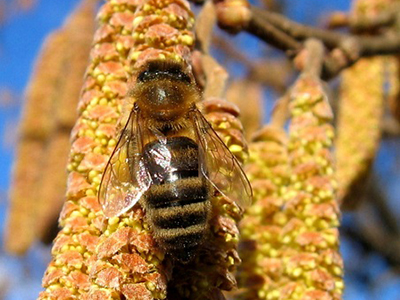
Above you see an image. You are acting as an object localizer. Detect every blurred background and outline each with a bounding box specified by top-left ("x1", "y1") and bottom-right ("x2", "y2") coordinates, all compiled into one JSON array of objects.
[{"x1": 1, "y1": 0, "x2": 400, "y2": 299}]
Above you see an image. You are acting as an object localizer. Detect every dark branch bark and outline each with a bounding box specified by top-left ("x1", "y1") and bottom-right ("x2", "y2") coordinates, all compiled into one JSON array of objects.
[
  {"x1": 327, "y1": 9, "x2": 397, "y2": 31},
  {"x1": 302, "y1": 39, "x2": 324, "y2": 77},
  {"x1": 252, "y1": 7, "x2": 344, "y2": 49},
  {"x1": 367, "y1": 176, "x2": 400, "y2": 236},
  {"x1": 241, "y1": 5, "x2": 400, "y2": 80},
  {"x1": 245, "y1": 11, "x2": 301, "y2": 54},
  {"x1": 382, "y1": 117, "x2": 400, "y2": 138}
]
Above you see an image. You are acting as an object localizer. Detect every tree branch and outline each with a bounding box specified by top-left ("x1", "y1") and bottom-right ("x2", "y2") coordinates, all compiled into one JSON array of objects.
[
  {"x1": 252, "y1": 7, "x2": 344, "y2": 49},
  {"x1": 245, "y1": 9, "x2": 301, "y2": 54},
  {"x1": 302, "y1": 39, "x2": 324, "y2": 77},
  {"x1": 241, "y1": 5, "x2": 400, "y2": 80},
  {"x1": 326, "y1": 9, "x2": 397, "y2": 31}
]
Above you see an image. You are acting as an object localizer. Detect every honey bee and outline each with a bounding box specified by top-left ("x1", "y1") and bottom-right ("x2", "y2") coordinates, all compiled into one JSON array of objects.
[{"x1": 99, "y1": 60, "x2": 252, "y2": 262}]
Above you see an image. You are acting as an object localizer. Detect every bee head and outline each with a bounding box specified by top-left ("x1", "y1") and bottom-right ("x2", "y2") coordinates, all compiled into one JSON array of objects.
[
  {"x1": 137, "y1": 60, "x2": 192, "y2": 84},
  {"x1": 132, "y1": 60, "x2": 200, "y2": 121}
]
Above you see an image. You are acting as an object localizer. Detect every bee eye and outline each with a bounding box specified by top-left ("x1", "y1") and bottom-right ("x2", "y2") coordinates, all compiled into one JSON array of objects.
[
  {"x1": 137, "y1": 69, "x2": 191, "y2": 84},
  {"x1": 138, "y1": 70, "x2": 151, "y2": 82},
  {"x1": 176, "y1": 71, "x2": 191, "y2": 84}
]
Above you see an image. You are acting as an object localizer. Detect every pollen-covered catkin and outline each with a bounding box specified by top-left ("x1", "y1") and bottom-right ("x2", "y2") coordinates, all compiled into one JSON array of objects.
[
  {"x1": 335, "y1": 0, "x2": 389, "y2": 208},
  {"x1": 40, "y1": 0, "x2": 250, "y2": 299},
  {"x1": 238, "y1": 73, "x2": 344, "y2": 299}
]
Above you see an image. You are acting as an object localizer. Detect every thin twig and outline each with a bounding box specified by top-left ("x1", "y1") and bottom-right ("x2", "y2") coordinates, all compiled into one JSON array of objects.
[
  {"x1": 270, "y1": 93, "x2": 290, "y2": 128},
  {"x1": 241, "y1": 5, "x2": 400, "y2": 80},
  {"x1": 253, "y1": 7, "x2": 344, "y2": 49},
  {"x1": 367, "y1": 175, "x2": 400, "y2": 236},
  {"x1": 354, "y1": 200, "x2": 400, "y2": 266},
  {"x1": 382, "y1": 116, "x2": 400, "y2": 138},
  {"x1": 245, "y1": 10, "x2": 301, "y2": 54},
  {"x1": 213, "y1": 35, "x2": 292, "y2": 93},
  {"x1": 251, "y1": 5, "x2": 400, "y2": 56},
  {"x1": 302, "y1": 39, "x2": 325, "y2": 77}
]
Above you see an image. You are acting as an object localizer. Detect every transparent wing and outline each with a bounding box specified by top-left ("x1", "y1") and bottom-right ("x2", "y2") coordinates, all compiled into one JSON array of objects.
[
  {"x1": 98, "y1": 110, "x2": 152, "y2": 218},
  {"x1": 190, "y1": 109, "x2": 253, "y2": 209}
]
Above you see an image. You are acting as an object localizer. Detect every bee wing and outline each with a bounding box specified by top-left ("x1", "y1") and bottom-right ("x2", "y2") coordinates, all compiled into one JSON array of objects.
[
  {"x1": 99, "y1": 110, "x2": 152, "y2": 218},
  {"x1": 190, "y1": 109, "x2": 253, "y2": 209}
]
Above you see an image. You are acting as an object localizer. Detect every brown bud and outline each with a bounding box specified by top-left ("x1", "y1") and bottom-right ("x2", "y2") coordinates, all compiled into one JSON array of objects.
[{"x1": 215, "y1": 0, "x2": 251, "y2": 33}]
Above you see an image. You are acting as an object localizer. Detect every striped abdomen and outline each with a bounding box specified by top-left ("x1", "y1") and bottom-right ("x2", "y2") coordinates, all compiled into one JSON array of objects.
[{"x1": 142, "y1": 136, "x2": 211, "y2": 263}]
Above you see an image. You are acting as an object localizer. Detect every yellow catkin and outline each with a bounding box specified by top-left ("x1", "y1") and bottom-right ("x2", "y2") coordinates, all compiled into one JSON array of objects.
[
  {"x1": 5, "y1": 0, "x2": 98, "y2": 256},
  {"x1": 5, "y1": 139, "x2": 45, "y2": 254},
  {"x1": 167, "y1": 96, "x2": 248, "y2": 299},
  {"x1": 282, "y1": 74, "x2": 343, "y2": 299},
  {"x1": 39, "y1": 0, "x2": 178, "y2": 297},
  {"x1": 4, "y1": 30, "x2": 69, "y2": 255},
  {"x1": 36, "y1": 134, "x2": 71, "y2": 242},
  {"x1": 226, "y1": 79, "x2": 263, "y2": 139},
  {"x1": 335, "y1": 0, "x2": 389, "y2": 208},
  {"x1": 383, "y1": 3, "x2": 400, "y2": 127},
  {"x1": 238, "y1": 125, "x2": 291, "y2": 300},
  {"x1": 238, "y1": 73, "x2": 344, "y2": 300},
  {"x1": 336, "y1": 58, "x2": 384, "y2": 208},
  {"x1": 387, "y1": 56, "x2": 400, "y2": 124},
  {"x1": 39, "y1": 0, "x2": 247, "y2": 299},
  {"x1": 36, "y1": 0, "x2": 97, "y2": 243}
]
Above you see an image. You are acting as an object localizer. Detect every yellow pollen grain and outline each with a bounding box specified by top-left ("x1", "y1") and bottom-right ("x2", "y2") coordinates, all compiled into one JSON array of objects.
[
  {"x1": 96, "y1": 74, "x2": 106, "y2": 83},
  {"x1": 90, "y1": 98, "x2": 99, "y2": 106},
  {"x1": 108, "y1": 139, "x2": 117, "y2": 147},
  {"x1": 76, "y1": 165, "x2": 87, "y2": 173},
  {"x1": 92, "y1": 176, "x2": 101, "y2": 185},
  {"x1": 143, "y1": 4, "x2": 151, "y2": 11},
  {"x1": 54, "y1": 259, "x2": 62, "y2": 267},
  {"x1": 292, "y1": 267, "x2": 302, "y2": 277},
  {"x1": 82, "y1": 111, "x2": 89, "y2": 118},
  {"x1": 269, "y1": 290, "x2": 280, "y2": 299},
  {"x1": 70, "y1": 211, "x2": 83, "y2": 219},
  {"x1": 93, "y1": 146, "x2": 103, "y2": 154},
  {"x1": 48, "y1": 284, "x2": 61, "y2": 291},
  {"x1": 83, "y1": 129, "x2": 95, "y2": 139},
  {"x1": 133, "y1": 16, "x2": 144, "y2": 27},
  {"x1": 88, "y1": 170, "x2": 98, "y2": 181},
  {"x1": 146, "y1": 281, "x2": 156, "y2": 292},
  {"x1": 180, "y1": 34, "x2": 194, "y2": 45},
  {"x1": 105, "y1": 74, "x2": 116, "y2": 82},
  {"x1": 63, "y1": 226, "x2": 72, "y2": 234},
  {"x1": 79, "y1": 207, "x2": 89, "y2": 216},
  {"x1": 229, "y1": 144, "x2": 243, "y2": 154},
  {"x1": 335, "y1": 279, "x2": 345, "y2": 288},
  {"x1": 85, "y1": 189, "x2": 95, "y2": 196},
  {"x1": 74, "y1": 262, "x2": 83, "y2": 269},
  {"x1": 95, "y1": 129, "x2": 105, "y2": 138},
  {"x1": 121, "y1": 29, "x2": 130, "y2": 35},
  {"x1": 304, "y1": 217, "x2": 314, "y2": 227},
  {"x1": 90, "y1": 121, "x2": 98, "y2": 129},
  {"x1": 258, "y1": 290, "x2": 266, "y2": 299},
  {"x1": 108, "y1": 216, "x2": 119, "y2": 225},
  {"x1": 169, "y1": 13, "x2": 177, "y2": 22},
  {"x1": 225, "y1": 233, "x2": 233, "y2": 242},
  {"x1": 282, "y1": 235, "x2": 291, "y2": 244}
]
